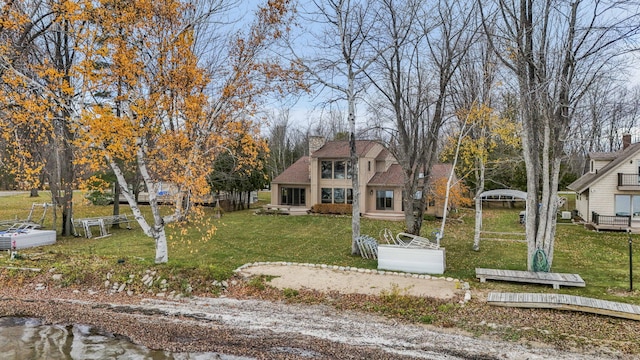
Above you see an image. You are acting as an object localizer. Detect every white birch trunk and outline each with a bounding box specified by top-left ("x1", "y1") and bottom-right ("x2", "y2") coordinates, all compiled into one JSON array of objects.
[
  {"x1": 105, "y1": 140, "x2": 169, "y2": 264},
  {"x1": 472, "y1": 159, "x2": 485, "y2": 251},
  {"x1": 522, "y1": 108, "x2": 538, "y2": 271},
  {"x1": 438, "y1": 121, "x2": 466, "y2": 245},
  {"x1": 348, "y1": 75, "x2": 360, "y2": 255}
]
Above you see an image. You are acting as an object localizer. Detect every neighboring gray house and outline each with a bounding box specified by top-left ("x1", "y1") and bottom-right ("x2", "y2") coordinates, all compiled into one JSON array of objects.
[
  {"x1": 270, "y1": 136, "x2": 456, "y2": 219},
  {"x1": 568, "y1": 134, "x2": 640, "y2": 231}
]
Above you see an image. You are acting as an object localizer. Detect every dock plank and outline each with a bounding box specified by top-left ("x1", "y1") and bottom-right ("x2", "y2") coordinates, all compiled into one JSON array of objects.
[
  {"x1": 476, "y1": 268, "x2": 585, "y2": 289},
  {"x1": 488, "y1": 292, "x2": 640, "y2": 321}
]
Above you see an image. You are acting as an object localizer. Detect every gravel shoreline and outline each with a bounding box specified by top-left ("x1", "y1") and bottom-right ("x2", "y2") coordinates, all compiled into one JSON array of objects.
[{"x1": 0, "y1": 282, "x2": 629, "y2": 360}]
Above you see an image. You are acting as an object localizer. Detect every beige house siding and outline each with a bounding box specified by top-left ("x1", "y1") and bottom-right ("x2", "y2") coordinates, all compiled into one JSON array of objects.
[
  {"x1": 593, "y1": 159, "x2": 610, "y2": 172},
  {"x1": 575, "y1": 153, "x2": 640, "y2": 227},
  {"x1": 588, "y1": 160, "x2": 636, "y2": 220},
  {"x1": 269, "y1": 184, "x2": 311, "y2": 207},
  {"x1": 574, "y1": 191, "x2": 589, "y2": 221},
  {"x1": 271, "y1": 139, "x2": 454, "y2": 219},
  {"x1": 567, "y1": 138, "x2": 640, "y2": 229},
  {"x1": 587, "y1": 178, "x2": 616, "y2": 222},
  {"x1": 310, "y1": 156, "x2": 373, "y2": 214},
  {"x1": 365, "y1": 186, "x2": 403, "y2": 213}
]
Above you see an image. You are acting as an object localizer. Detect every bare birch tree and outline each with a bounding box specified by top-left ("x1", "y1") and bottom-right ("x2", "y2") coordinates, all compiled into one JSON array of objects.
[
  {"x1": 480, "y1": 0, "x2": 640, "y2": 270},
  {"x1": 295, "y1": 0, "x2": 381, "y2": 254},
  {"x1": 365, "y1": 0, "x2": 477, "y2": 235}
]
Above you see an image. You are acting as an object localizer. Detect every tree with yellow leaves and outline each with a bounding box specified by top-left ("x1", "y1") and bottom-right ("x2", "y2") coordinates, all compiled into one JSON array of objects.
[
  {"x1": 441, "y1": 102, "x2": 520, "y2": 250},
  {"x1": 0, "y1": 0, "x2": 92, "y2": 235},
  {"x1": 76, "y1": 0, "x2": 303, "y2": 263}
]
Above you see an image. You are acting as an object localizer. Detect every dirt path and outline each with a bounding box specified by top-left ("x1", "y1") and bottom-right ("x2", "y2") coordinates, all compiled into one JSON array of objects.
[{"x1": 238, "y1": 263, "x2": 461, "y2": 298}]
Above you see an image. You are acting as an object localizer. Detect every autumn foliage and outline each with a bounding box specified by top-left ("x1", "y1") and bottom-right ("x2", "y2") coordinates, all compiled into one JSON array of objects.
[
  {"x1": 0, "y1": 0, "x2": 305, "y2": 262},
  {"x1": 440, "y1": 102, "x2": 521, "y2": 191},
  {"x1": 428, "y1": 177, "x2": 472, "y2": 210}
]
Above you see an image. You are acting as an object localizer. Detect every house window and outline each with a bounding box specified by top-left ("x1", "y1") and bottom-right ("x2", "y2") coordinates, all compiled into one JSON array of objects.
[
  {"x1": 281, "y1": 188, "x2": 305, "y2": 206},
  {"x1": 321, "y1": 161, "x2": 332, "y2": 179},
  {"x1": 614, "y1": 194, "x2": 640, "y2": 218},
  {"x1": 334, "y1": 161, "x2": 346, "y2": 179},
  {"x1": 321, "y1": 188, "x2": 332, "y2": 203},
  {"x1": 590, "y1": 160, "x2": 594, "y2": 173},
  {"x1": 321, "y1": 187, "x2": 352, "y2": 204},
  {"x1": 321, "y1": 160, "x2": 352, "y2": 179},
  {"x1": 376, "y1": 190, "x2": 394, "y2": 210}
]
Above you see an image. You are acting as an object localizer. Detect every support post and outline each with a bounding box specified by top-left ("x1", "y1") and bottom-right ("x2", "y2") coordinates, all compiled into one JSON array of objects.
[{"x1": 629, "y1": 230, "x2": 633, "y2": 292}]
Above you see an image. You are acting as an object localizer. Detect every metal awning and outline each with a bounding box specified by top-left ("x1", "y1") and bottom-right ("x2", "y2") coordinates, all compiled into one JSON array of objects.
[{"x1": 476, "y1": 189, "x2": 527, "y2": 201}]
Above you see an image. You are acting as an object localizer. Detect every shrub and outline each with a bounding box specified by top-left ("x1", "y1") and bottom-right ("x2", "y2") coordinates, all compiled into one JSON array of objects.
[
  {"x1": 85, "y1": 190, "x2": 114, "y2": 206},
  {"x1": 309, "y1": 203, "x2": 352, "y2": 215}
]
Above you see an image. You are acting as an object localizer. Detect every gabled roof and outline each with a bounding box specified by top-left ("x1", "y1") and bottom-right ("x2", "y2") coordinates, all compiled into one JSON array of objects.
[
  {"x1": 369, "y1": 164, "x2": 404, "y2": 186},
  {"x1": 368, "y1": 163, "x2": 454, "y2": 187},
  {"x1": 311, "y1": 140, "x2": 379, "y2": 158},
  {"x1": 430, "y1": 163, "x2": 455, "y2": 180},
  {"x1": 375, "y1": 148, "x2": 392, "y2": 161},
  {"x1": 271, "y1": 156, "x2": 310, "y2": 184},
  {"x1": 589, "y1": 151, "x2": 619, "y2": 161},
  {"x1": 568, "y1": 142, "x2": 640, "y2": 193}
]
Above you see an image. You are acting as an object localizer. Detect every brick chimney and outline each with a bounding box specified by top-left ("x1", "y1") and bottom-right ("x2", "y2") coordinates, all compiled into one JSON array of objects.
[
  {"x1": 623, "y1": 134, "x2": 632, "y2": 150},
  {"x1": 309, "y1": 136, "x2": 325, "y2": 156}
]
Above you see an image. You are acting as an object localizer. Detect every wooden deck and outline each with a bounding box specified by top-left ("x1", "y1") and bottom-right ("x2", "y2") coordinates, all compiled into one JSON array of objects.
[
  {"x1": 476, "y1": 268, "x2": 585, "y2": 289},
  {"x1": 488, "y1": 292, "x2": 640, "y2": 321}
]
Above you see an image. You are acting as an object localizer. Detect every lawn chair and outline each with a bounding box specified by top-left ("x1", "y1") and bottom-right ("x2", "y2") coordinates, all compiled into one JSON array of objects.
[
  {"x1": 356, "y1": 235, "x2": 379, "y2": 259},
  {"x1": 380, "y1": 228, "x2": 439, "y2": 249}
]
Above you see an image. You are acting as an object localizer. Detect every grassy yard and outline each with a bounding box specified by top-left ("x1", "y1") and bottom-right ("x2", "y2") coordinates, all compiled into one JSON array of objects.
[{"x1": 0, "y1": 190, "x2": 639, "y2": 304}]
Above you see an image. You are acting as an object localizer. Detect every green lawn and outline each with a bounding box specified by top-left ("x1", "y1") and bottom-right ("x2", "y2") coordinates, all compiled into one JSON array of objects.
[{"x1": 1, "y1": 191, "x2": 639, "y2": 304}]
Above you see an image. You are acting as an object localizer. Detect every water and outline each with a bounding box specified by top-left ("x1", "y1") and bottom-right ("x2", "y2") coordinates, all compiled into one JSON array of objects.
[{"x1": 0, "y1": 317, "x2": 252, "y2": 360}]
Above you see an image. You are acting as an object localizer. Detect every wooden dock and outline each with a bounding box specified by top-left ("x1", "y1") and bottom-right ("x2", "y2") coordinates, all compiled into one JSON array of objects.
[
  {"x1": 476, "y1": 268, "x2": 585, "y2": 289},
  {"x1": 488, "y1": 292, "x2": 640, "y2": 321}
]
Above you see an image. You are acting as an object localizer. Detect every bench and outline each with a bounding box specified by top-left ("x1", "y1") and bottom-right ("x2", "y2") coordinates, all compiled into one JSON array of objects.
[
  {"x1": 476, "y1": 268, "x2": 585, "y2": 289},
  {"x1": 73, "y1": 214, "x2": 133, "y2": 238}
]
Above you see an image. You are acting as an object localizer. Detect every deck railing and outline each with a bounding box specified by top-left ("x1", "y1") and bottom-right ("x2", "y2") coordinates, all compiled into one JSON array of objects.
[
  {"x1": 617, "y1": 173, "x2": 640, "y2": 187},
  {"x1": 592, "y1": 211, "x2": 631, "y2": 226}
]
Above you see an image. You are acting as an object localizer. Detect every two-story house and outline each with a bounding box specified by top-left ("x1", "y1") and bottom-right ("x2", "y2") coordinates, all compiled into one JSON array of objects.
[
  {"x1": 568, "y1": 134, "x2": 640, "y2": 231},
  {"x1": 270, "y1": 136, "x2": 455, "y2": 219}
]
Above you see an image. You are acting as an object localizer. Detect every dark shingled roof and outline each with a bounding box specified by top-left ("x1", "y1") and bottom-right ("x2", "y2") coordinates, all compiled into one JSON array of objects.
[
  {"x1": 376, "y1": 148, "x2": 391, "y2": 160},
  {"x1": 430, "y1": 163, "x2": 454, "y2": 180},
  {"x1": 311, "y1": 140, "x2": 379, "y2": 158},
  {"x1": 589, "y1": 151, "x2": 620, "y2": 161},
  {"x1": 369, "y1": 164, "x2": 404, "y2": 186},
  {"x1": 568, "y1": 142, "x2": 640, "y2": 193},
  {"x1": 368, "y1": 163, "x2": 454, "y2": 186},
  {"x1": 272, "y1": 156, "x2": 310, "y2": 184}
]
